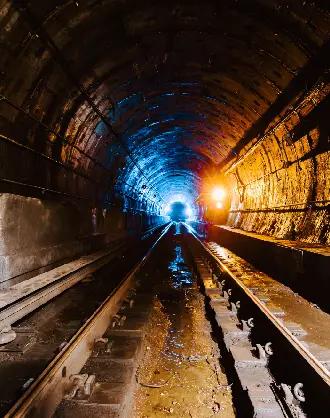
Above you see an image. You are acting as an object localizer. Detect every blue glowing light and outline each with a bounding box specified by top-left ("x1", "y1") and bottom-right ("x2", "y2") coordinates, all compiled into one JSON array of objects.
[
  {"x1": 168, "y1": 245, "x2": 193, "y2": 288},
  {"x1": 92, "y1": 82, "x2": 226, "y2": 214}
]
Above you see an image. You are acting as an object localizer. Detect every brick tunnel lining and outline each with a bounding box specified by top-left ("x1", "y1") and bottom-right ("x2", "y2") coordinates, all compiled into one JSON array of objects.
[{"x1": 0, "y1": 0, "x2": 329, "y2": 244}]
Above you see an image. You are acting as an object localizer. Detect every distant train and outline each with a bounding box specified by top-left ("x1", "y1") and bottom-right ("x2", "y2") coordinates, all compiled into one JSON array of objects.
[{"x1": 168, "y1": 201, "x2": 188, "y2": 222}]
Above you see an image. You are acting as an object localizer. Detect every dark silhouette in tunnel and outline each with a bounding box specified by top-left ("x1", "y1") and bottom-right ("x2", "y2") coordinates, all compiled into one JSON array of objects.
[{"x1": 168, "y1": 201, "x2": 188, "y2": 222}]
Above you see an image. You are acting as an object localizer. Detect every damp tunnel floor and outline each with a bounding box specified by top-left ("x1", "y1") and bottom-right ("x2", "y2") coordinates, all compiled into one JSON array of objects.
[
  {"x1": 0, "y1": 223, "x2": 329, "y2": 417},
  {"x1": 133, "y1": 224, "x2": 235, "y2": 417}
]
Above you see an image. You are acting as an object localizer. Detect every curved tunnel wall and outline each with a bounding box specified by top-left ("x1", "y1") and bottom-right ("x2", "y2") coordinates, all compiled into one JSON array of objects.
[
  {"x1": 0, "y1": 1, "x2": 329, "y2": 281},
  {"x1": 226, "y1": 78, "x2": 330, "y2": 244}
]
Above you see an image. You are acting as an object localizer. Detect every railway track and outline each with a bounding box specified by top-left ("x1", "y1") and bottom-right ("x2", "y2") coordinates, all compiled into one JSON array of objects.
[
  {"x1": 186, "y1": 228, "x2": 330, "y2": 417},
  {"x1": 0, "y1": 223, "x2": 328, "y2": 417},
  {"x1": 0, "y1": 224, "x2": 170, "y2": 417}
]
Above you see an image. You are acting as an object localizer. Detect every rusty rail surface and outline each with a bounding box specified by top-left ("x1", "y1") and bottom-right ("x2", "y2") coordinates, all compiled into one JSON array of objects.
[
  {"x1": 186, "y1": 227, "x2": 329, "y2": 416},
  {"x1": 0, "y1": 244, "x2": 125, "y2": 332},
  {"x1": 192, "y1": 233, "x2": 330, "y2": 384}
]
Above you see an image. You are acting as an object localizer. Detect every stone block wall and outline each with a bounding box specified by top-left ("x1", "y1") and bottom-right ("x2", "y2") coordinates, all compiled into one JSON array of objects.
[{"x1": 226, "y1": 80, "x2": 330, "y2": 245}]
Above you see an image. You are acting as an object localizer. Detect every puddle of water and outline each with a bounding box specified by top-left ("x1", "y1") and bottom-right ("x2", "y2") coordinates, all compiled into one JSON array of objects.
[
  {"x1": 174, "y1": 222, "x2": 182, "y2": 235},
  {"x1": 168, "y1": 244, "x2": 193, "y2": 288},
  {"x1": 134, "y1": 229, "x2": 234, "y2": 417},
  {"x1": 134, "y1": 234, "x2": 234, "y2": 417}
]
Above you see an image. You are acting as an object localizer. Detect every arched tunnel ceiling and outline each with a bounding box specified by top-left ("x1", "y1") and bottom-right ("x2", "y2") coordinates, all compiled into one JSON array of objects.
[{"x1": 0, "y1": 0, "x2": 329, "y2": 212}]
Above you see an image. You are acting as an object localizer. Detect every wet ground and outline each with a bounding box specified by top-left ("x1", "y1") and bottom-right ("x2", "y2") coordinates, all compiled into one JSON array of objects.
[
  {"x1": 134, "y1": 224, "x2": 234, "y2": 417},
  {"x1": 208, "y1": 242, "x2": 330, "y2": 349}
]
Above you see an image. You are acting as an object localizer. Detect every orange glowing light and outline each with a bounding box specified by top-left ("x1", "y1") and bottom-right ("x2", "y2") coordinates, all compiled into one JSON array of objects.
[
  {"x1": 215, "y1": 201, "x2": 223, "y2": 209},
  {"x1": 211, "y1": 187, "x2": 226, "y2": 201}
]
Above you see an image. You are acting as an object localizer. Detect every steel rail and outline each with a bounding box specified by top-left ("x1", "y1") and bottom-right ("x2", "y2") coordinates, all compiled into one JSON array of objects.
[
  {"x1": 0, "y1": 245, "x2": 125, "y2": 331},
  {"x1": 4, "y1": 222, "x2": 171, "y2": 418},
  {"x1": 189, "y1": 231, "x2": 330, "y2": 387}
]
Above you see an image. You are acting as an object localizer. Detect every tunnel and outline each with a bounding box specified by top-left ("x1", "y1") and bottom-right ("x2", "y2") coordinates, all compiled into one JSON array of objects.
[{"x1": 0, "y1": 1, "x2": 329, "y2": 417}]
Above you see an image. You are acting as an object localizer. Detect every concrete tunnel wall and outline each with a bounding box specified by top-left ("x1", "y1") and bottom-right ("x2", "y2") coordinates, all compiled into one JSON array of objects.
[
  {"x1": 0, "y1": 193, "x2": 163, "y2": 283},
  {"x1": 0, "y1": 1, "x2": 329, "y2": 282}
]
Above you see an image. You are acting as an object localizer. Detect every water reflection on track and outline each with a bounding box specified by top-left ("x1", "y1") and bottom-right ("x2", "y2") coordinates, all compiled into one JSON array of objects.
[{"x1": 168, "y1": 239, "x2": 193, "y2": 288}]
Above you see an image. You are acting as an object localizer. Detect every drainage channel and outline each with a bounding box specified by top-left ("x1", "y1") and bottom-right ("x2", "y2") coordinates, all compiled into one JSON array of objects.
[
  {"x1": 1, "y1": 224, "x2": 170, "y2": 417},
  {"x1": 133, "y1": 223, "x2": 234, "y2": 418}
]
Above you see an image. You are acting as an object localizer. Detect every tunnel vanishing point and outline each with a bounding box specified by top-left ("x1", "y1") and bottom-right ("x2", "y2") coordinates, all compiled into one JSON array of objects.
[{"x1": 0, "y1": 1, "x2": 329, "y2": 417}]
